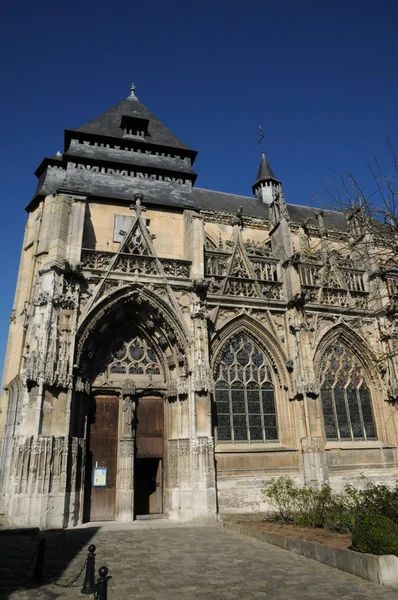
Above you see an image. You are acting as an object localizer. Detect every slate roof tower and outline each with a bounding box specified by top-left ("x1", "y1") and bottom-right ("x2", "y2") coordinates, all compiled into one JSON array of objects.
[
  {"x1": 31, "y1": 84, "x2": 198, "y2": 210},
  {"x1": 252, "y1": 152, "x2": 280, "y2": 204}
]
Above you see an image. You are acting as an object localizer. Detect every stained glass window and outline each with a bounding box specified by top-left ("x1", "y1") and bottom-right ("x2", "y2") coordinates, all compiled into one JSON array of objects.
[
  {"x1": 214, "y1": 335, "x2": 278, "y2": 443},
  {"x1": 320, "y1": 343, "x2": 376, "y2": 441}
]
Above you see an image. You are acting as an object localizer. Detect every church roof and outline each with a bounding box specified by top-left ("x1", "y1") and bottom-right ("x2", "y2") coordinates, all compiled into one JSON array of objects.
[
  {"x1": 70, "y1": 90, "x2": 195, "y2": 155},
  {"x1": 193, "y1": 188, "x2": 347, "y2": 230},
  {"x1": 28, "y1": 88, "x2": 348, "y2": 232}
]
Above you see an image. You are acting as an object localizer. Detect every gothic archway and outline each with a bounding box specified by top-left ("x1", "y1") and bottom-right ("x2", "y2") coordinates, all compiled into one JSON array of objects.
[
  {"x1": 73, "y1": 285, "x2": 191, "y2": 523},
  {"x1": 75, "y1": 285, "x2": 190, "y2": 393}
]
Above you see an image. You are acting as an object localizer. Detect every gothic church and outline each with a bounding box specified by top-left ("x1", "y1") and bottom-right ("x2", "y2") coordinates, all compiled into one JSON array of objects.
[{"x1": 1, "y1": 85, "x2": 398, "y2": 528}]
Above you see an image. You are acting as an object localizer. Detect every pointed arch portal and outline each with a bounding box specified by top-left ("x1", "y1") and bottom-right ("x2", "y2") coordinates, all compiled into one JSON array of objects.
[{"x1": 74, "y1": 286, "x2": 189, "y2": 522}]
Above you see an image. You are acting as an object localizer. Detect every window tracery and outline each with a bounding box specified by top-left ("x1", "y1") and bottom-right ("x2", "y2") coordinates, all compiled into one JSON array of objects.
[
  {"x1": 214, "y1": 335, "x2": 278, "y2": 443},
  {"x1": 320, "y1": 343, "x2": 376, "y2": 441},
  {"x1": 109, "y1": 335, "x2": 161, "y2": 376}
]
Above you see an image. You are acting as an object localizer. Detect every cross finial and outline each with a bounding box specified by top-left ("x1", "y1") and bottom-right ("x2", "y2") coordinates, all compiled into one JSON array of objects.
[
  {"x1": 129, "y1": 193, "x2": 145, "y2": 216},
  {"x1": 130, "y1": 82, "x2": 136, "y2": 97}
]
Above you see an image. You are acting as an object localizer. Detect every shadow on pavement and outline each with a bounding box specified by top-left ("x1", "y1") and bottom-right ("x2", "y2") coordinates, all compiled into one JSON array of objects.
[{"x1": 0, "y1": 526, "x2": 100, "y2": 599}]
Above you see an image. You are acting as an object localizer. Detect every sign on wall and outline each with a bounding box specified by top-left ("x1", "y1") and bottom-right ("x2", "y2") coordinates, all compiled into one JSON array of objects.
[{"x1": 92, "y1": 467, "x2": 108, "y2": 487}]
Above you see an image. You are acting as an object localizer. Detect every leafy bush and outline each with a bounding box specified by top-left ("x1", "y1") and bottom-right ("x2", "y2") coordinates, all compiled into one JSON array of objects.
[
  {"x1": 344, "y1": 480, "x2": 398, "y2": 525},
  {"x1": 262, "y1": 477, "x2": 361, "y2": 532},
  {"x1": 294, "y1": 484, "x2": 351, "y2": 530},
  {"x1": 262, "y1": 478, "x2": 347, "y2": 529},
  {"x1": 351, "y1": 514, "x2": 398, "y2": 555},
  {"x1": 294, "y1": 485, "x2": 329, "y2": 528},
  {"x1": 262, "y1": 475, "x2": 398, "y2": 554},
  {"x1": 262, "y1": 476, "x2": 298, "y2": 522}
]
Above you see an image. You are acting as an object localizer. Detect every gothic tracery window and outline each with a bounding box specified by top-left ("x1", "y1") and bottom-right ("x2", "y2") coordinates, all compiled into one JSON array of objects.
[
  {"x1": 214, "y1": 335, "x2": 278, "y2": 443},
  {"x1": 320, "y1": 344, "x2": 376, "y2": 441},
  {"x1": 109, "y1": 335, "x2": 161, "y2": 376}
]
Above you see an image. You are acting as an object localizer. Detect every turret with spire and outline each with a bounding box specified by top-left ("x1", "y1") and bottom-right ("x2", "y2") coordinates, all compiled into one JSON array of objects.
[{"x1": 252, "y1": 152, "x2": 280, "y2": 205}]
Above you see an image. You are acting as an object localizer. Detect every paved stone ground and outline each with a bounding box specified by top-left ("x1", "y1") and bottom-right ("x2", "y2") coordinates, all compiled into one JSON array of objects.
[{"x1": 1, "y1": 522, "x2": 398, "y2": 600}]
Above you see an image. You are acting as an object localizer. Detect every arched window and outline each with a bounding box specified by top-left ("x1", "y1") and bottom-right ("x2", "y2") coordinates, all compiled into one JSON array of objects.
[
  {"x1": 320, "y1": 343, "x2": 376, "y2": 441},
  {"x1": 109, "y1": 335, "x2": 161, "y2": 376},
  {"x1": 214, "y1": 335, "x2": 278, "y2": 443}
]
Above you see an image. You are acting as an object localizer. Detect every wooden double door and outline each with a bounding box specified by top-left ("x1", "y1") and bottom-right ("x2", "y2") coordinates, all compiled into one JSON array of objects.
[{"x1": 86, "y1": 394, "x2": 164, "y2": 522}]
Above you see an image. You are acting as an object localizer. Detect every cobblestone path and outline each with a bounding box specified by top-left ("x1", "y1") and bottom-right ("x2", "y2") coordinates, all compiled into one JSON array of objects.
[{"x1": 1, "y1": 522, "x2": 397, "y2": 599}]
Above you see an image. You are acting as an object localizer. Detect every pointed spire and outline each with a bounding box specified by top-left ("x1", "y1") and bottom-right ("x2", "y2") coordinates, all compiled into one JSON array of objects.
[
  {"x1": 255, "y1": 152, "x2": 277, "y2": 182},
  {"x1": 252, "y1": 152, "x2": 280, "y2": 204}
]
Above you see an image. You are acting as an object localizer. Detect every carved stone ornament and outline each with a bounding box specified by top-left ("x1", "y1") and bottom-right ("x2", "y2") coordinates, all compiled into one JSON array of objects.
[
  {"x1": 378, "y1": 317, "x2": 398, "y2": 341},
  {"x1": 34, "y1": 291, "x2": 50, "y2": 306},
  {"x1": 166, "y1": 381, "x2": 177, "y2": 397},
  {"x1": 120, "y1": 439, "x2": 135, "y2": 457},
  {"x1": 388, "y1": 382, "x2": 398, "y2": 404},
  {"x1": 122, "y1": 395, "x2": 136, "y2": 437},
  {"x1": 301, "y1": 437, "x2": 325, "y2": 453},
  {"x1": 286, "y1": 359, "x2": 294, "y2": 372},
  {"x1": 122, "y1": 379, "x2": 136, "y2": 398},
  {"x1": 303, "y1": 379, "x2": 320, "y2": 398},
  {"x1": 10, "y1": 435, "x2": 75, "y2": 496},
  {"x1": 53, "y1": 280, "x2": 80, "y2": 309},
  {"x1": 191, "y1": 437, "x2": 214, "y2": 454},
  {"x1": 193, "y1": 369, "x2": 212, "y2": 393},
  {"x1": 291, "y1": 379, "x2": 320, "y2": 401},
  {"x1": 192, "y1": 278, "x2": 210, "y2": 300},
  {"x1": 191, "y1": 298, "x2": 208, "y2": 320},
  {"x1": 166, "y1": 376, "x2": 189, "y2": 398},
  {"x1": 200, "y1": 209, "x2": 269, "y2": 229},
  {"x1": 75, "y1": 376, "x2": 91, "y2": 395}
]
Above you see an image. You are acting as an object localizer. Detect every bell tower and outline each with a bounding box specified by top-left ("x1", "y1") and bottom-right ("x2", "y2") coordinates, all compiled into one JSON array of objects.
[{"x1": 252, "y1": 152, "x2": 280, "y2": 204}]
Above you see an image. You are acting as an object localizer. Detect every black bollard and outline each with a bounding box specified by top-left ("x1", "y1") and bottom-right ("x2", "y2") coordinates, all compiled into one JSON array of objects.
[
  {"x1": 96, "y1": 566, "x2": 111, "y2": 600},
  {"x1": 81, "y1": 544, "x2": 96, "y2": 594},
  {"x1": 31, "y1": 538, "x2": 46, "y2": 584}
]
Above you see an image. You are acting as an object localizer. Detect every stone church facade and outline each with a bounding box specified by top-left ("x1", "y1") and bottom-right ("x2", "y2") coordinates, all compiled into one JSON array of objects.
[{"x1": 1, "y1": 86, "x2": 398, "y2": 529}]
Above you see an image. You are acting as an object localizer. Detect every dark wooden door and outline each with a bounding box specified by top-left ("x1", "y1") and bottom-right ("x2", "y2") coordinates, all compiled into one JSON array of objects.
[
  {"x1": 88, "y1": 395, "x2": 118, "y2": 521},
  {"x1": 135, "y1": 397, "x2": 163, "y2": 515},
  {"x1": 136, "y1": 397, "x2": 164, "y2": 459}
]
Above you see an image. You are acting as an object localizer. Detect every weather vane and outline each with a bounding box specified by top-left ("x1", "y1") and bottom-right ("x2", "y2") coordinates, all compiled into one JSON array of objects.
[{"x1": 258, "y1": 125, "x2": 264, "y2": 152}]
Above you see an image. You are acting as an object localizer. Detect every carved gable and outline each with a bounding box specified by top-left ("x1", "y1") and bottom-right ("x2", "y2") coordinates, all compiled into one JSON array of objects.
[{"x1": 205, "y1": 226, "x2": 282, "y2": 300}]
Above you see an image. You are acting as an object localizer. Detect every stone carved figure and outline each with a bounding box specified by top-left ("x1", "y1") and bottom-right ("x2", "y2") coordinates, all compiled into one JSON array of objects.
[{"x1": 122, "y1": 380, "x2": 136, "y2": 437}]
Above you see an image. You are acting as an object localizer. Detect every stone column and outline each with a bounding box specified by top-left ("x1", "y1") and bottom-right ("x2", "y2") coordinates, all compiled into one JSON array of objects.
[
  {"x1": 301, "y1": 436, "x2": 328, "y2": 488},
  {"x1": 116, "y1": 381, "x2": 136, "y2": 522}
]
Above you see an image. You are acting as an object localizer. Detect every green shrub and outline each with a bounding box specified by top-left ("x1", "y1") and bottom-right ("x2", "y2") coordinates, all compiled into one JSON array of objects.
[
  {"x1": 294, "y1": 485, "x2": 327, "y2": 528},
  {"x1": 344, "y1": 480, "x2": 398, "y2": 526},
  {"x1": 262, "y1": 477, "x2": 347, "y2": 529},
  {"x1": 263, "y1": 477, "x2": 358, "y2": 531},
  {"x1": 351, "y1": 514, "x2": 398, "y2": 555},
  {"x1": 295, "y1": 484, "x2": 343, "y2": 529},
  {"x1": 262, "y1": 476, "x2": 299, "y2": 522},
  {"x1": 262, "y1": 476, "x2": 398, "y2": 549}
]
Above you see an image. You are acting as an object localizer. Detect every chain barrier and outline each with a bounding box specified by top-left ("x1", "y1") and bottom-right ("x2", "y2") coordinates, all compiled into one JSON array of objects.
[
  {"x1": 2, "y1": 541, "x2": 90, "y2": 590},
  {"x1": 44, "y1": 556, "x2": 88, "y2": 588},
  {"x1": 1, "y1": 543, "x2": 39, "y2": 580}
]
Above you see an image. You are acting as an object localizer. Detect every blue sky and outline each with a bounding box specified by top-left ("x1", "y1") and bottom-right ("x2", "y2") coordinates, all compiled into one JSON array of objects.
[{"x1": 0, "y1": 0, "x2": 397, "y2": 373}]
